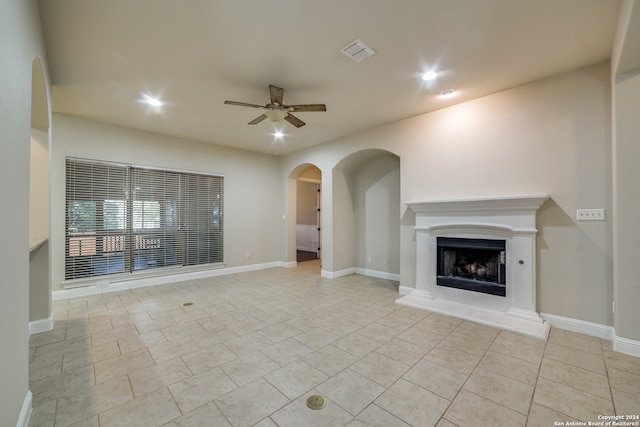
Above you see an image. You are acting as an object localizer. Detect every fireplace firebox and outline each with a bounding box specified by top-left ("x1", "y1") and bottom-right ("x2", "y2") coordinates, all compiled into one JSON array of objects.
[{"x1": 436, "y1": 237, "x2": 506, "y2": 297}]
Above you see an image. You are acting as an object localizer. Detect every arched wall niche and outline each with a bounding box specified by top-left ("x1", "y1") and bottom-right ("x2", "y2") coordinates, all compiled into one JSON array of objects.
[
  {"x1": 31, "y1": 57, "x2": 49, "y2": 132},
  {"x1": 29, "y1": 56, "x2": 52, "y2": 325},
  {"x1": 330, "y1": 149, "x2": 401, "y2": 277}
]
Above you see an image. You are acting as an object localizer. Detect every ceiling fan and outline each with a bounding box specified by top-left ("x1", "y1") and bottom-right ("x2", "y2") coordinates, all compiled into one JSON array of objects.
[{"x1": 224, "y1": 85, "x2": 326, "y2": 128}]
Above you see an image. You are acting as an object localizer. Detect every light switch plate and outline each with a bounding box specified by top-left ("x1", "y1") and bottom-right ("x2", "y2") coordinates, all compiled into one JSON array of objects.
[{"x1": 576, "y1": 209, "x2": 605, "y2": 221}]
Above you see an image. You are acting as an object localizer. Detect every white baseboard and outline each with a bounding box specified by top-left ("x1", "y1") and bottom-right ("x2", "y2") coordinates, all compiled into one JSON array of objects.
[
  {"x1": 29, "y1": 313, "x2": 54, "y2": 335},
  {"x1": 541, "y1": 312, "x2": 640, "y2": 357},
  {"x1": 541, "y1": 313, "x2": 614, "y2": 340},
  {"x1": 398, "y1": 285, "x2": 414, "y2": 296},
  {"x1": 17, "y1": 390, "x2": 32, "y2": 427},
  {"x1": 354, "y1": 268, "x2": 400, "y2": 281},
  {"x1": 613, "y1": 334, "x2": 640, "y2": 358},
  {"x1": 321, "y1": 268, "x2": 355, "y2": 279},
  {"x1": 53, "y1": 262, "x2": 283, "y2": 300},
  {"x1": 321, "y1": 267, "x2": 400, "y2": 281}
]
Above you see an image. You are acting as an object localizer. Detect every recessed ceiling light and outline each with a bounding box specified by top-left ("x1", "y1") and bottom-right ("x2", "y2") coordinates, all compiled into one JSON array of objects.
[
  {"x1": 145, "y1": 97, "x2": 162, "y2": 107},
  {"x1": 274, "y1": 131, "x2": 284, "y2": 138},
  {"x1": 422, "y1": 71, "x2": 437, "y2": 81},
  {"x1": 440, "y1": 88, "x2": 456, "y2": 97},
  {"x1": 139, "y1": 92, "x2": 163, "y2": 107}
]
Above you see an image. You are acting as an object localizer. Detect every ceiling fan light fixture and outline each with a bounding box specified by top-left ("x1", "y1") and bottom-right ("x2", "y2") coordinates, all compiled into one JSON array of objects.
[
  {"x1": 422, "y1": 71, "x2": 437, "y2": 81},
  {"x1": 264, "y1": 108, "x2": 289, "y2": 122},
  {"x1": 224, "y1": 85, "x2": 325, "y2": 128}
]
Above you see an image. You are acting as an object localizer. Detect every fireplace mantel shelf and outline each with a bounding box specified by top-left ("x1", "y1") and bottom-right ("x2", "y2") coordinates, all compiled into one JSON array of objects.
[
  {"x1": 405, "y1": 195, "x2": 549, "y2": 214},
  {"x1": 398, "y1": 194, "x2": 550, "y2": 340}
]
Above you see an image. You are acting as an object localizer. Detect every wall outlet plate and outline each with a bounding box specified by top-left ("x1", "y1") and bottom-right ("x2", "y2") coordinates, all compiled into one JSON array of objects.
[{"x1": 576, "y1": 208, "x2": 605, "y2": 221}]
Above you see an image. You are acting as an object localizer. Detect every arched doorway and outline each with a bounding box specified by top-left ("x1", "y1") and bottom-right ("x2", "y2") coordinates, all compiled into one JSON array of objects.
[
  {"x1": 295, "y1": 165, "x2": 321, "y2": 263},
  {"x1": 286, "y1": 163, "x2": 322, "y2": 271}
]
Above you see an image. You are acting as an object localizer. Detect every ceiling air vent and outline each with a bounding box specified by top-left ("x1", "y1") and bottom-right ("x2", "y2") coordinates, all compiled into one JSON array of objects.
[{"x1": 340, "y1": 39, "x2": 376, "y2": 63}]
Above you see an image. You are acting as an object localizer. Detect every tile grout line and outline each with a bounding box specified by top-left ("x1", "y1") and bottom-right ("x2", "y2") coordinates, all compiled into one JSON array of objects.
[{"x1": 433, "y1": 324, "x2": 502, "y2": 427}]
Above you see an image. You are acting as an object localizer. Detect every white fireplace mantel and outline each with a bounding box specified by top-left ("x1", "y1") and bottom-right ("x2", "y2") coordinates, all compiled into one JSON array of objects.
[{"x1": 397, "y1": 195, "x2": 550, "y2": 339}]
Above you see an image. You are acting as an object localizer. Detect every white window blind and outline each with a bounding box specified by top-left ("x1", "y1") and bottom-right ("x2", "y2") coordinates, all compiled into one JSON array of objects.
[
  {"x1": 182, "y1": 172, "x2": 224, "y2": 266},
  {"x1": 65, "y1": 158, "x2": 223, "y2": 280}
]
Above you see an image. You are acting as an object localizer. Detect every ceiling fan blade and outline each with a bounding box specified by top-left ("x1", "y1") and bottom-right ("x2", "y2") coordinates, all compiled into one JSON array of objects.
[
  {"x1": 269, "y1": 85, "x2": 284, "y2": 105},
  {"x1": 289, "y1": 104, "x2": 327, "y2": 112},
  {"x1": 248, "y1": 114, "x2": 267, "y2": 125},
  {"x1": 224, "y1": 100, "x2": 264, "y2": 108},
  {"x1": 284, "y1": 113, "x2": 305, "y2": 128}
]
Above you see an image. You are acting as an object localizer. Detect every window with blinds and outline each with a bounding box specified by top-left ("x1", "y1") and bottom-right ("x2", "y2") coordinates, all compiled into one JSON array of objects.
[{"x1": 65, "y1": 158, "x2": 223, "y2": 280}]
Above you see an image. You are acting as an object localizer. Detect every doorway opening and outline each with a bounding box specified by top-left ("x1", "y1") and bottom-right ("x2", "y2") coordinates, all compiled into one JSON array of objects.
[{"x1": 295, "y1": 165, "x2": 321, "y2": 264}]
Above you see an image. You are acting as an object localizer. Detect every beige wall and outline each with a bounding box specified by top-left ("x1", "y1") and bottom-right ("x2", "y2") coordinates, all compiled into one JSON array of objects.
[
  {"x1": 282, "y1": 62, "x2": 613, "y2": 327},
  {"x1": 296, "y1": 180, "x2": 318, "y2": 226},
  {"x1": 30, "y1": 240, "x2": 50, "y2": 322},
  {"x1": 30, "y1": 129, "x2": 49, "y2": 240},
  {"x1": 0, "y1": 0, "x2": 50, "y2": 424},
  {"x1": 331, "y1": 167, "x2": 358, "y2": 272},
  {"x1": 354, "y1": 154, "x2": 400, "y2": 274},
  {"x1": 50, "y1": 114, "x2": 282, "y2": 290}
]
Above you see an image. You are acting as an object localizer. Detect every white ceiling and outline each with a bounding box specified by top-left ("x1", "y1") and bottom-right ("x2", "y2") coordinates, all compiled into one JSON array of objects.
[{"x1": 38, "y1": 0, "x2": 621, "y2": 155}]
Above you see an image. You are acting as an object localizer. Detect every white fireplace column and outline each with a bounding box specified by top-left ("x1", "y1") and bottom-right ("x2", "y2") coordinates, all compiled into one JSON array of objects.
[
  {"x1": 413, "y1": 229, "x2": 434, "y2": 299},
  {"x1": 397, "y1": 195, "x2": 550, "y2": 339},
  {"x1": 508, "y1": 230, "x2": 539, "y2": 319}
]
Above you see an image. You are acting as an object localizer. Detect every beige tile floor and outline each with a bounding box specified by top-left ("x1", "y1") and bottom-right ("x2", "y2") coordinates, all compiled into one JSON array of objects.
[{"x1": 28, "y1": 260, "x2": 640, "y2": 427}]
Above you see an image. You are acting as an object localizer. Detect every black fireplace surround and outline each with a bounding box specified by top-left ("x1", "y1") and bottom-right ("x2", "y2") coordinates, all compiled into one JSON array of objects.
[{"x1": 436, "y1": 237, "x2": 506, "y2": 297}]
